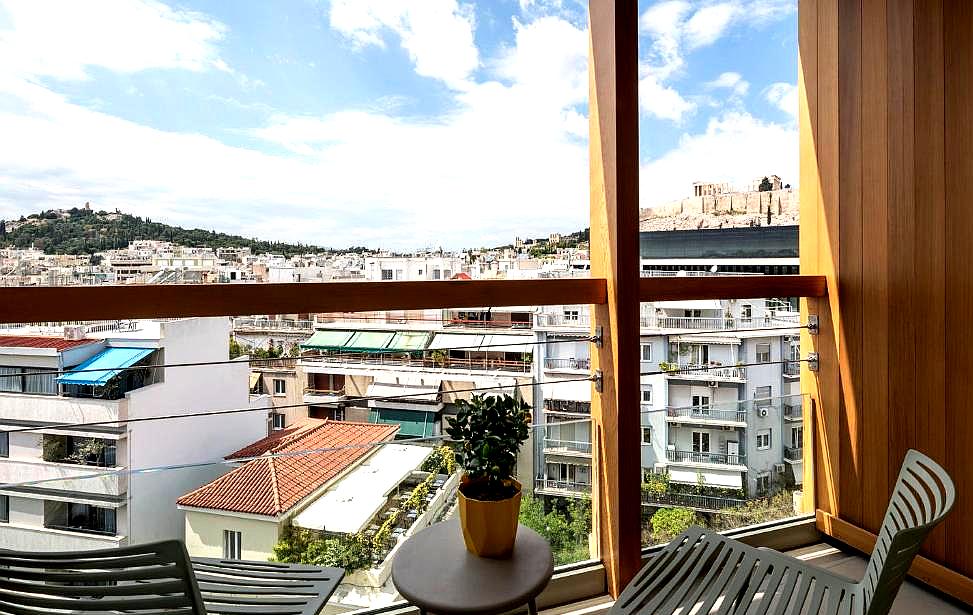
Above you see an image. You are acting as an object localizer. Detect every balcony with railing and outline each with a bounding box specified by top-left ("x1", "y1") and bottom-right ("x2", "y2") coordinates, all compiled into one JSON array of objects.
[
  {"x1": 534, "y1": 313, "x2": 592, "y2": 329},
  {"x1": 662, "y1": 363, "x2": 747, "y2": 382},
  {"x1": 543, "y1": 438, "x2": 593, "y2": 456},
  {"x1": 300, "y1": 352, "x2": 532, "y2": 374},
  {"x1": 783, "y1": 402, "x2": 803, "y2": 421},
  {"x1": 784, "y1": 446, "x2": 803, "y2": 462},
  {"x1": 544, "y1": 399, "x2": 591, "y2": 415},
  {"x1": 641, "y1": 490, "x2": 746, "y2": 512},
  {"x1": 665, "y1": 402, "x2": 747, "y2": 426},
  {"x1": 666, "y1": 449, "x2": 747, "y2": 469},
  {"x1": 784, "y1": 360, "x2": 801, "y2": 377},
  {"x1": 232, "y1": 317, "x2": 315, "y2": 333},
  {"x1": 543, "y1": 357, "x2": 591, "y2": 372},
  {"x1": 640, "y1": 313, "x2": 799, "y2": 331},
  {"x1": 533, "y1": 477, "x2": 592, "y2": 497},
  {"x1": 302, "y1": 386, "x2": 347, "y2": 404}
]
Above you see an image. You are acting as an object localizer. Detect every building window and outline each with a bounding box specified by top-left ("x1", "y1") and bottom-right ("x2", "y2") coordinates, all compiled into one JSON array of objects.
[
  {"x1": 641, "y1": 387, "x2": 652, "y2": 404},
  {"x1": 332, "y1": 407, "x2": 346, "y2": 421},
  {"x1": 641, "y1": 427, "x2": 652, "y2": 445},
  {"x1": 757, "y1": 429, "x2": 772, "y2": 450},
  {"x1": 0, "y1": 432, "x2": 7, "y2": 458},
  {"x1": 272, "y1": 413, "x2": 286, "y2": 430},
  {"x1": 756, "y1": 343, "x2": 771, "y2": 364},
  {"x1": 0, "y1": 367, "x2": 23, "y2": 393},
  {"x1": 273, "y1": 379, "x2": 286, "y2": 396},
  {"x1": 756, "y1": 473, "x2": 771, "y2": 495},
  {"x1": 742, "y1": 304, "x2": 753, "y2": 321},
  {"x1": 564, "y1": 309, "x2": 580, "y2": 322},
  {"x1": 432, "y1": 269, "x2": 441, "y2": 280},
  {"x1": 692, "y1": 395, "x2": 710, "y2": 412},
  {"x1": 381, "y1": 269, "x2": 393, "y2": 281},
  {"x1": 395, "y1": 269, "x2": 404, "y2": 280},
  {"x1": 0, "y1": 495, "x2": 7, "y2": 523},
  {"x1": 791, "y1": 426, "x2": 803, "y2": 448},
  {"x1": 223, "y1": 530, "x2": 242, "y2": 560},
  {"x1": 692, "y1": 431, "x2": 710, "y2": 453},
  {"x1": 754, "y1": 385, "x2": 772, "y2": 407},
  {"x1": 640, "y1": 344, "x2": 652, "y2": 361}
]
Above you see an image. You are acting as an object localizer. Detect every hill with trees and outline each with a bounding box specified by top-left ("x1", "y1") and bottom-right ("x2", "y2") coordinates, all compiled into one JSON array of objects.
[{"x1": 0, "y1": 207, "x2": 332, "y2": 256}]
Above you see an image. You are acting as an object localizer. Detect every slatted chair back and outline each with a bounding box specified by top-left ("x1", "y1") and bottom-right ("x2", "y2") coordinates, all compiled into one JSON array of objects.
[
  {"x1": 859, "y1": 449, "x2": 955, "y2": 615},
  {"x1": 0, "y1": 539, "x2": 207, "y2": 614}
]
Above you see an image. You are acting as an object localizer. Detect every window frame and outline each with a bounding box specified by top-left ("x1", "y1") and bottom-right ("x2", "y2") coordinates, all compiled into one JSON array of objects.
[
  {"x1": 272, "y1": 378, "x2": 286, "y2": 396},
  {"x1": 757, "y1": 429, "x2": 772, "y2": 450},
  {"x1": 755, "y1": 342, "x2": 772, "y2": 364},
  {"x1": 223, "y1": 529, "x2": 242, "y2": 560},
  {"x1": 641, "y1": 426, "x2": 651, "y2": 445}
]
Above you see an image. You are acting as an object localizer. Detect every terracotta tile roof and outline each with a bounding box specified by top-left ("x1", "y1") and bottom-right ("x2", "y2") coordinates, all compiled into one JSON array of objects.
[
  {"x1": 0, "y1": 336, "x2": 97, "y2": 351},
  {"x1": 178, "y1": 420, "x2": 399, "y2": 517},
  {"x1": 224, "y1": 421, "x2": 320, "y2": 460}
]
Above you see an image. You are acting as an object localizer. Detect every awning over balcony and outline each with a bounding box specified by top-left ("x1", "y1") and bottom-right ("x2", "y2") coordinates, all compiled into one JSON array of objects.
[
  {"x1": 366, "y1": 378, "x2": 441, "y2": 403},
  {"x1": 387, "y1": 331, "x2": 431, "y2": 352},
  {"x1": 669, "y1": 467, "x2": 743, "y2": 490},
  {"x1": 481, "y1": 334, "x2": 534, "y2": 353},
  {"x1": 57, "y1": 347, "x2": 154, "y2": 386},
  {"x1": 301, "y1": 330, "x2": 354, "y2": 350},
  {"x1": 249, "y1": 373, "x2": 260, "y2": 393},
  {"x1": 427, "y1": 333, "x2": 484, "y2": 351},
  {"x1": 368, "y1": 408, "x2": 437, "y2": 438},
  {"x1": 542, "y1": 379, "x2": 591, "y2": 402},
  {"x1": 344, "y1": 331, "x2": 396, "y2": 352}
]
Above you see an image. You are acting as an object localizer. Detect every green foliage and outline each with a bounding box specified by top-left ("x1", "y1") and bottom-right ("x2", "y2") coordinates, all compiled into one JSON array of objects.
[
  {"x1": 658, "y1": 362, "x2": 678, "y2": 373},
  {"x1": 420, "y1": 446, "x2": 457, "y2": 475},
  {"x1": 650, "y1": 507, "x2": 697, "y2": 541},
  {"x1": 445, "y1": 394, "x2": 530, "y2": 499},
  {"x1": 758, "y1": 176, "x2": 774, "y2": 192},
  {"x1": 273, "y1": 526, "x2": 373, "y2": 572},
  {"x1": 706, "y1": 491, "x2": 795, "y2": 532},
  {"x1": 41, "y1": 436, "x2": 66, "y2": 462},
  {"x1": 229, "y1": 337, "x2": 243, "y2": 360},
  {"x1": 372, "y1": 511, "x2": 399, "y2": 553},
  {"x1": 1, "y1": 208, "x2": 331, "y2": 256},
  {"x1": 641, "y1": 472, "x2": 670, "y2": 496},
  {"x1": 518, "y1": 494, "x2": 592, "y2": 565}
]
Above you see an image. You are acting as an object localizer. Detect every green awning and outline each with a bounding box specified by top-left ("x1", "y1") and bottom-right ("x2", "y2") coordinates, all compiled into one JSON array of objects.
[
  {"x1": 301, "y1": 330, "x2": 354, "y2": 350},
  {"x1": 387, "y1": 331, "x2": 431, "y2": 352},
  {"x1": 345, "y1": 331, "x2": 395, "y2": 352},
  {"x1": 369, "y1": 408, "x2": 436, "y2": 438}
]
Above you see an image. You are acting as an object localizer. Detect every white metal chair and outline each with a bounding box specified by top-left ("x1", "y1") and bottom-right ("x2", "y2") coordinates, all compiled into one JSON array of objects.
[{"x1": 612, "y1": 449, "x2": 954, "y2": 615}]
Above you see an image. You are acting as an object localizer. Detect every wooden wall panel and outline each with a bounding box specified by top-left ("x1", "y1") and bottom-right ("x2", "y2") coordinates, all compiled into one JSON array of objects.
[{"x1": 802, "y1": 0, "x2": 973, "y2": 600}]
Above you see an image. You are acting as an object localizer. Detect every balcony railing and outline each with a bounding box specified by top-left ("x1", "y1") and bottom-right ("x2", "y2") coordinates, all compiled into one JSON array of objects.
[
  {"x1": 232, "y1": 318, "x2": 314, "y2": 332},
  {"x1": 666, "y1": 449, "x2": 746, "y2": 466},
  {"x1": 534, "y1": 478, "x2": 592, "y2": 494},
  {"x1": 544, "y1": 399, "x2": 591, "y2": 414},
  {"x1": 784, "y1": 360, "x2": 801, "y2": 376},
  {"x1": 303, "y1": 387, "x2": 346, "y2": 397},
  {"x1": 784, "y1": 446, "x2": 803, "y2": 461},
  {"x1": 535, "y1": 313, "x2": 592, "y2": 328},
  {"x1": 301, "y1": 353, "x2": 532, "y2": 374},
  {"x1": 641, "y1": 491, "x2": 746, "y2": 511},
  {"x1": 640, "y1": 314, "x2": 799, "y2": 331},
  {"x1": 783, "y1": 403, "x2": 802, "y2": 420},
  {"x1": 664, "y1": 364, "x2": 746, "y2": 381},
  {"x1": 543, "y1": 439, "x2": 593, "y2": 455},
  {"x1": 543, "y1": 357, "x2": 591, "y2": 371},
  {"x1": 666, "y1": 404, "x2": 746, "y2": 424}
]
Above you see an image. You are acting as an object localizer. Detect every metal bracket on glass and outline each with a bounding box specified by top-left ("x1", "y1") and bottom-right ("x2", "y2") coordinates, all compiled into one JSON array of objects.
[
  {"x1": 593, "y1": 369, "x2": 603, "y2": 393},
  {"x1": 808, "y1": 315, "x2": 819, "y2": 335},
  {"x1": 593, "y1": 326, "x2": 603, "y2": 348},
  {"x1": 806, "y1": 352, "x2": 819, "y2": 372}
]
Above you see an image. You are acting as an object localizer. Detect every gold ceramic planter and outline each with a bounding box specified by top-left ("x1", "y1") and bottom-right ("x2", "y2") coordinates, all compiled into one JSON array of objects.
[{"x1": 457, "y1": 476, "x2": 522, "y2": 558}]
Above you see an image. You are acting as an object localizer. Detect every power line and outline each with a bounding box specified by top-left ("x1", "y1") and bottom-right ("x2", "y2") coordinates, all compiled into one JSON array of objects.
[{"x1": 0, "y1": 375, "x2": 596, "y2": 436}]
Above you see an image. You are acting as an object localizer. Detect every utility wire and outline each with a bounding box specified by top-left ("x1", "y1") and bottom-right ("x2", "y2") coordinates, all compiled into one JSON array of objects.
[{"x1": 0, "y1": 375, "x2": 596, "y2": 436}]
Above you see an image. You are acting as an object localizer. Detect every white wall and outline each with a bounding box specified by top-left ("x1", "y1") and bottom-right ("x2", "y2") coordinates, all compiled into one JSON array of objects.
[{"x1": 126, "y1": 318, "x2": 266, "y2": 546}]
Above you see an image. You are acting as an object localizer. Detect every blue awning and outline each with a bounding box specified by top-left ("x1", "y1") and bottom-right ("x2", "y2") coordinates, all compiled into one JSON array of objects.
[{"x1": 58, "y1": 348, "x2": 155, "y2": 387}]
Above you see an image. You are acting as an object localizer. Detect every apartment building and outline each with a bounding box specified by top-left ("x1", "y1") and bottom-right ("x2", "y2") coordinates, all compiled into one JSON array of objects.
[
  {"x1": 362, "y1": 255, "x2": 466, "y2": 281},
  {"x1": 0, "y1": 318, "x2": 265, "y2": 551},
  {"x1": 533, "y1": 297, "x2": 801, "y2": 511}
]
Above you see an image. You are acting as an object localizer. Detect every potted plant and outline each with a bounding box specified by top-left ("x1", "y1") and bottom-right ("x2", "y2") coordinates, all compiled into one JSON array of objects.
[{"x1": 445, "y1": 394, "x2": 530, "y2": 558}]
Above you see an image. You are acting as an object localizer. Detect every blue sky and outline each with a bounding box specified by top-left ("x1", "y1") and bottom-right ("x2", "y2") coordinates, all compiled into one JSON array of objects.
[{"x1": 0, "y1": 0, "x2": 797, "y2": 250}]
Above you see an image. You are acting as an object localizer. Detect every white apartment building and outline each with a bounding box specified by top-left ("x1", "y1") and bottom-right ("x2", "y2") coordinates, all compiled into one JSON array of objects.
[
  {"x1": 362, "y1": 255, "x2": 466, "y2": 281},
  {"x1": 0, "y1": 318, "x2": 265, "y2": 552},
  {"x1": 533, "y1": 298, "x2": 802, "y2": 511}
]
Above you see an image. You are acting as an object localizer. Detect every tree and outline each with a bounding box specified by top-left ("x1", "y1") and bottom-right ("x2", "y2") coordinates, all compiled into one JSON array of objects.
[
  {"x1": 650, "y1": 507, "x2": 697, "y2": 541},
  {"x1": 0, "y1": 220, "x2": 5, "y2": 237},
  {"x1": 758, "y1": 176, "x2": 773, "y2": 192}
]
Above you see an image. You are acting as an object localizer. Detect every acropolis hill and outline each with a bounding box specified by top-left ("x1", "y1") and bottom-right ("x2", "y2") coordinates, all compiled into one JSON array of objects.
[{"x1": 639, "y1": 178, "x2": 799, "y2": 232}]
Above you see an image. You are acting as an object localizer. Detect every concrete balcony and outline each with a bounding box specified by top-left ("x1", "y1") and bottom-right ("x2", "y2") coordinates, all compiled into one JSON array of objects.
[
  {"x1": 783, "y1": 361, "x2": 801, "y2": 378},
  {"x1": 666, "y1": 403, "x2": 746, "y2": 427},
  {"x1": 543, "y1": 357, "x2": 591, "y2": 372},
  {"x1": 640, "y1": 314, "x2": 800, "y2": 331},
  {"x1": 302, "y1": 387, "x2": 346, "y2": 405},
  {"x1": 663, "y1": 364, "x2": 746, "y2": 383},
  {"x1": 534, "y1": 313, "x2": 591, "y2": 330},
  {"x1": 300, "y1": 354, "x2": 532, "y2": 375},
  {"x1": 0, "y1": 393, "x2": 126, "y2": 426},
  {"x1": 0, "y1": 523, "x2": 125, "y2": 552},
  {"x1": 641, "y1": 490, "x2": 746, "y2": 512},
  {"x1": 783, "y1": 403, "x2": 803, "y2": 421},
  {"x1": 533, "y1": 478, "x2": 591, "y2": 498},
  {"x1": 0, "y1": 459, "x2": 126, "y2": 497},
  {"x1": 784, "y1": 446, "x2": 803, "y2": 462},
  {"x1": 666, "y1": 449, "x2": 747, "y2": 469},
  {"x1": 542, "y1": 438, "x2": 592, "y2": 457}
]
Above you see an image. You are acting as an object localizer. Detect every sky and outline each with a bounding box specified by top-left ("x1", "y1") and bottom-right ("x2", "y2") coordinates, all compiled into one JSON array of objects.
[{"x1": 0, "y1": 0, "x2": 798, "y2": 251}]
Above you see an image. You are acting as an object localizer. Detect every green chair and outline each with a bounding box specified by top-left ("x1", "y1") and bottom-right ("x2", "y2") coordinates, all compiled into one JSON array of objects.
[{"x1": 612, "y1": 449, "x2": 954, "y2": 615}]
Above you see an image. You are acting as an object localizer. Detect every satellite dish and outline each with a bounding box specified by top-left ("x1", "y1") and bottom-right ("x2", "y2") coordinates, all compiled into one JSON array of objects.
[{"x1": 710, "y1": 265, "x2": 719, "y2": 273}]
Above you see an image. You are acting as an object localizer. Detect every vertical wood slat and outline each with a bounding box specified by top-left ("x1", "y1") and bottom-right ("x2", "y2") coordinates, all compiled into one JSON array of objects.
[
  {"x1": 587, "y1": 0, "x2": 641, "y2": 597},
  {"x1": 860, "y1": 0, "x2": 891, "y2": 536},
  {"x1": 944, "y1": 0, "x2": 973, "y2": 575},
  {"x1": 913, "y1": 0, "x2": 946, "y2": 562},
  {"x1": 837, "y1": 0, "x2": 864, "y2": 528}
]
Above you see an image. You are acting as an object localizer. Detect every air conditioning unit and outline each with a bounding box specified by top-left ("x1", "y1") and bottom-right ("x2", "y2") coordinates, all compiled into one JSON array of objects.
[
  {"x1": 708, "y1": 381, "x2": 718, "y2": 388},
  {"x1": 758, "y1": 408, "x2": 769, "y2": 418},
  {"x1": 775, "y1": 463, "x2": 786, "y2": 474},
  {"x1": 63, "y1": 325, "x2": 86, "y2": 341}
]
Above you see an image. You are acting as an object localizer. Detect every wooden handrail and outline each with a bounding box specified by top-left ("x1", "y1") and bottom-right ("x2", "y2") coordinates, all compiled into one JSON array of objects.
[{"x1": 0, "y1": 275, "x2": 826, "y2": 324}]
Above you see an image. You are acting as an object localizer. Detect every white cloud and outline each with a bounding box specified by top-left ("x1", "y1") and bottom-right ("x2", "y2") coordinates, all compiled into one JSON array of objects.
[
  {"x1": 684, "y1": 3, "x2": 737, "y2": 49},
  {"x1": 640, "y1": 111, "x2": 797, "y2": 207},
  {"x1": 764, "y1": 81, "x2": 797, "y2": 117},
  {"x1": 639, "y1": 72, "x2": 696, "y2": 122},
  {"x1": 0, "y1": 0, "x2": 228, "y2": 80},
  {"x1": 329, "y1": 0, "x2": 479, "y2": 90},
  {"x1": 705, "y1": 71, "x2": 749, "y2": 96},
  {"x1": 0, "y1": 13, "x2": 590, "y2": 250}
]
